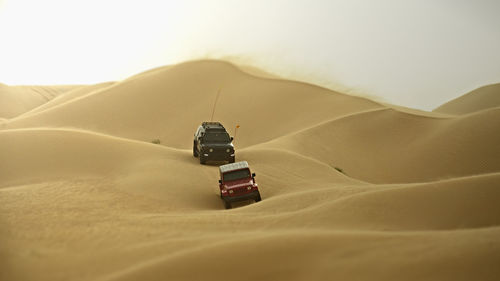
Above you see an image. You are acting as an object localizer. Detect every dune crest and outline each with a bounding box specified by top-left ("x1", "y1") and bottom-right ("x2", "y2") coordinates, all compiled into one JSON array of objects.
[
  {"x1": 0, "y1": 83, "x2": 80, "y2": 119},
  {"x1": 256, "y1": 107, "x2": 500, "y2": 183},
  {"x1": 434, "y1": 83, "x2": 500, "y2": 114},
  {"x1": 4, "y1": 60, "x2": 384, "y2": 148}
]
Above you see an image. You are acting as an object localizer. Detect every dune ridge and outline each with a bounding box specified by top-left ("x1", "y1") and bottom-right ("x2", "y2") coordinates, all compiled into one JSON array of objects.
[
  {"x1": 3, "y1": 60, "x2": 384, "y2": 148},
  {"x1": 0, "y1": 83, "x2": 80, "y2": 119},
  {"x1": 1, "y1": 60, "x2": 499, "y2": 281},
  {"x1": 434, "y1": 83, "x2": 500, "y2": 115},
  {"x1": 18, "y1": 82, "x2": 117, "y2": 118},
  {"x1": 253, "y1": 106, "x2": 500, "y2": 183}
]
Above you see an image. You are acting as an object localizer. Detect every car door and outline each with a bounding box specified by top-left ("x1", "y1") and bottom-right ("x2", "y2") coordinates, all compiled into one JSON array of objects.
[{"x1": 196, "y1": 127, "x2": 204, "y2": 152}]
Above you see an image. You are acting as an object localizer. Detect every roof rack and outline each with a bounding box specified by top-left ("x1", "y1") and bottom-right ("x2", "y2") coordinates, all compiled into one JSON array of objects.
[
  {"x1": 219, "y1": 161, "x2": 249, "y2": 173},
  {"x1": 202, "y1": 121, "x2": 225, "y2": 129}
]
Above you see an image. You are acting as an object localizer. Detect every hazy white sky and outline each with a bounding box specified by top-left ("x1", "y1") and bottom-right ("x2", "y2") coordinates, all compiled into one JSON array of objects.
[{"x1": 1, "y1": 0, "x2": 499, "y2": 110}]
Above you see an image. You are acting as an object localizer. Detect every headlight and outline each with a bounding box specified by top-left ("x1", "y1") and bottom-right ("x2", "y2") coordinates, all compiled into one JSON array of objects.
[
  {"x1": 226, "y1": 148, "x2": 230, "y2": 153},
  {"x1": 247, "y1": 186, "x2": 252, "y2": 190},
  {"x1": 209, "y1": 148, "x2": 213, "y2": 152},
  {"x1": 228, "y1": 190, "x2": 234, "y2": 194}
]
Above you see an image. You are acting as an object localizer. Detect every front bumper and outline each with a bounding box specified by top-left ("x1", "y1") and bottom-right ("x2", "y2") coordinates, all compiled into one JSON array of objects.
[
  {"x1": 222, "y1": 190, "x2": 260, "y2": 203},
  {"x1": 202, "y1": 152, "x2": 235, "y2": 163}
]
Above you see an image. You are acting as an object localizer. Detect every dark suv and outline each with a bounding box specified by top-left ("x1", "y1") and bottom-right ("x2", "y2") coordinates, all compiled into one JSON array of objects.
[{"x1": 193, "y1": 122, "x2": 235, "y2": 164}]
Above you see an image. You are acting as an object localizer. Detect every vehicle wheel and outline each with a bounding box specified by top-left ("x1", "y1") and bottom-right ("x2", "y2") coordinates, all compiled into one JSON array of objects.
[
  {"x1": 229, "y1": 156, "x2": 235, "y2": 163},
  {"x1": 224, "y1": 200, "x2": 232, "y2": 209},
  {"x1": 255, "y1": 194, "x2": 262, "y2": 202},
  {"x1": 193, "y1": 141, "x2": 198, "y2": 157},
  {"x1": 199, "y1": 155, "x2": 206, "y2": 164}
]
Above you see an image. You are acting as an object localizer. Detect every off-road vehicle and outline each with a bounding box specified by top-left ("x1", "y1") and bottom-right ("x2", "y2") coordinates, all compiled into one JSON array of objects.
[
  {"x1": 193, "y1": 122, "x2": 235, "y2": 164},
  {"x1": 218, "y1": 161, "x2": 261, "y2": 209}
]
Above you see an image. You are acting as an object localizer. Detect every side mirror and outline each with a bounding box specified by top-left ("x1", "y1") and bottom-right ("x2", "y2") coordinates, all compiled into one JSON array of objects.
[
  {"x1": 230, "y1": 137, "x2": 234, "y2": 141},
  {"x1": 252, "y1": 173, "x2": 256, "y2": 177},
  {"x1": 218, "y1": 180, "x2": 222, "y2": 184}
]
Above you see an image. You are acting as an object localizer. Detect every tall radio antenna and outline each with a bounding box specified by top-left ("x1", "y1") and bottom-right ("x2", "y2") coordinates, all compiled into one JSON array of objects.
[{"x1": 210, "y1": 88, "x2": 221, "y2": 121}]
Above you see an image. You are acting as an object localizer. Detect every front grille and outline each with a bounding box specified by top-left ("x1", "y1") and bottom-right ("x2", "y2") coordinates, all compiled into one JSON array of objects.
[
  {"x1": 214, "y1": 147, "x2": 230, "y2": 153},
  {"x1": 232, "y1": 187, "x2": 249, "y2": 195},
  {"x1": 206, "y1": 147, "x2": 232, "y2": 160}
]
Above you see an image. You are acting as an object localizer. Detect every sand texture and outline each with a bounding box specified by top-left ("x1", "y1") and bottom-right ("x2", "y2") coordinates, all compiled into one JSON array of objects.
[
  {"x1": 0, "y1": 84, "x2": 80, "y2": 119},
  {"x1": 1, "y1": 60, "x2": 499, "y2": 281}
]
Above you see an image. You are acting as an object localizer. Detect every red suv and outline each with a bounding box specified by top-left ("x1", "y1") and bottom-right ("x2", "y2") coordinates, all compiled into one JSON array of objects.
[{"x1": 219, "y1": 161, "x2": 261, "y2": 209}]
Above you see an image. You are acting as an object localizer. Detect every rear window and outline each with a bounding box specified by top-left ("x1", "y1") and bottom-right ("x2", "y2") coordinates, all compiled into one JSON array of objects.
[
  {"x1": 204, "y1": 132, "x2": 230, "y2": 143},
  {"x1": 223, "y1": 169, "x2": 251, "y2": 182}
]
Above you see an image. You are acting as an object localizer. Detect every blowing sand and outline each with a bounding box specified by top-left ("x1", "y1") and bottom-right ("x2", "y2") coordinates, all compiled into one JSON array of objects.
[{"x1": 1, "y1": 60, "x2": 499, "y2": 281}]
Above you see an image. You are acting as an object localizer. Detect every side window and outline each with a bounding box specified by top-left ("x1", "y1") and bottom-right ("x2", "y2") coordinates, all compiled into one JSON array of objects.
[{"x1": 198, "y1": 127, "x2": 205, "y2": 141}]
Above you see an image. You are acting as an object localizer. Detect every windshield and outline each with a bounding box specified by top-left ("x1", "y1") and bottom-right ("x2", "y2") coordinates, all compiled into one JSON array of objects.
[
  {"x1": 223, "y1": 169, "x2": 251, "y2": 182},
  {"x1": 203, "y1": 132, "x2": 230, "y2": 143}
]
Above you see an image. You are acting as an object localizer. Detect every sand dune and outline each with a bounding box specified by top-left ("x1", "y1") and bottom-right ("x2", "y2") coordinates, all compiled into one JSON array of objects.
[
  {"x1": 264, "y1": 173, "x2": 500, "y2": 231},
  {"x1": 1, "y1": 60, "x2": 499, "y2": 281},
  {"x1": 4, "y1": 60, "x2": 383, "y2": 148},
  {"x1": 0, "y1": 128, "x2": 182, "y2": 187},
  {"x1": 97, "y1": 227, "x2": 500, "y2": 281},
  {"x1": 19, "y1": 82, "x2": 116, "y2": 118},
  {"x1": 434, "y1": 83, "x2": 500, "y2": 115},
  {"x1": 256, "y1": 107, "x2": 500, "y2": 183},
  {"x1": 0, "y1": 83, "x2": 79, "y2": 119}
]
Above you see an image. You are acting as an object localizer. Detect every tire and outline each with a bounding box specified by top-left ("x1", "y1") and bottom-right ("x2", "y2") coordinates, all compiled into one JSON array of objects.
[
  {"x1": 224, "y1": 200, "x2": 232, "y2": 209},
  {"x1": 255, "y1": 194, "x2": 262, "y2": 202},
  {"x1": 193, "y1": 141, "x2": 198, "y2": 157},
  {"x1": 199, "y1": 155, "x2": 206, "y2": 164},
  {"x1": 229, "y1": 156, "x2": 235, "y2": 163}
]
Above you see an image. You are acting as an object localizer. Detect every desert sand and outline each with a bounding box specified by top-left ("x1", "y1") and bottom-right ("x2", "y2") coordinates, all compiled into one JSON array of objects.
[
  {"x1": 434, "y1": 83, "x2": 500, "y2": 115},
  {"x1": 1, "y1": 60, "x2": 499, "y2": 281},
  {"x1": 0, "y1": 84, "x2": 79, "y2": 119}
]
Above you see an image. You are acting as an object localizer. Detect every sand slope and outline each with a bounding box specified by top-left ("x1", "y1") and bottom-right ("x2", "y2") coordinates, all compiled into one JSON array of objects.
[
  {"x1": 0, "y1": 83, "x2": 79, "y2": 119},
  {"x1": 4, "y1": 60, "x2": 383, "y2": 148},
  {"x1": 19, "y1": 82, "x2": 116, "y2": 117},
  {"x1": 434, "y1": 83, "x2": 500, "y2": 115},
  {"x1": 257, "y1": 107, "x2": 500, "y2": 183},
  {"x1": 1, "y1": 60, "x2": 500, "y2": 281}
]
